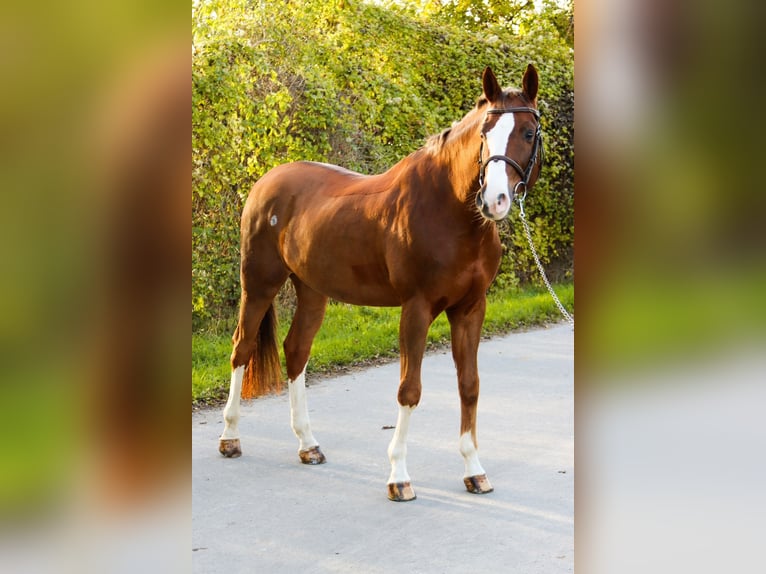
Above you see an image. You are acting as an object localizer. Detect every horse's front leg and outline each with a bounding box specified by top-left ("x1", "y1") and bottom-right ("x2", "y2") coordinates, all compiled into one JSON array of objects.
[
  {"x1": 387, "y1": 299, "x2": 433, "y2": 502},
  {"x1": 447, "y1": 296, "x2": 494, "y2": 494}
]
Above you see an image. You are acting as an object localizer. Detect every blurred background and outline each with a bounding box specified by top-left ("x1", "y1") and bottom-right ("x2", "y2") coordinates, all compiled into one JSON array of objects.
[
  {"x1": 576, "y1": 0, "x2": 766, "y2": 572},
  {"x1": 0, "y1": 1, "x2": 190, "y2": 573},
  {"x1": 0, "y1": 0, "x2": 764, "y2": 572}
]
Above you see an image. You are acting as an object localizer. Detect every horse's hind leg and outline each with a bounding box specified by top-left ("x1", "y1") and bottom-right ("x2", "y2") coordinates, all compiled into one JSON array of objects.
[
  {"x1": 219, "y1": 241, "x2": 289, "y2": 457},
  {"x1": 447, "y1": 296, "x2": 494, "y2": 494},
  {"x1": 283, "y1": 276, "x2": 328, "y2": 464},
  {"x1": 219, "y1": 294, "x2": 279, "y2": 457}
]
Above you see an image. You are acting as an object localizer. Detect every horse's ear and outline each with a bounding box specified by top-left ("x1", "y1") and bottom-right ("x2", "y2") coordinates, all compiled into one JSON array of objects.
[
  {"x1": 482, "y1": 67, "x2": 502, "y2": 104},
  {"x1": 522, "y1": 64, "x2": 539, "y2": 103}
]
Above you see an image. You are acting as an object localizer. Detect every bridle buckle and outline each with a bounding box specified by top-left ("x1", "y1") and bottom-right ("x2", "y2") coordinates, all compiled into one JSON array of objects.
[{"x1": 513, "y1": 180, "x2": 527, "y2": 203}]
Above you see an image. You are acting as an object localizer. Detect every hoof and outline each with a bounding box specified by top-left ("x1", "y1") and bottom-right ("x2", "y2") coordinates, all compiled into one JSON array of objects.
[
  {"x1": 387, "y1": 482, "x2": 417, "y2": 502},
  {"x1": 219, "y1": 438, "x2": 241, "y2": 458},
  {"x1": 464, "y1": 474, "x2": 494, "y2": 494},
  {"x1": 299, "y1": 445, "x2": 326, "y2": 465}
]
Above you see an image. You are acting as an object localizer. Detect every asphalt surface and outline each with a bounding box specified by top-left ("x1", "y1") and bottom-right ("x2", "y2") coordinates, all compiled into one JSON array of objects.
[{"x1": 192, "y1": 323, "x2": 573, "y2": 573}]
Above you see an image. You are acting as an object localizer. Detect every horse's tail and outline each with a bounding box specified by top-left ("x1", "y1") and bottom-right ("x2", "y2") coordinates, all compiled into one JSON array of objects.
[{"x1": 241, "y1": 303, "x2": 282, "y2": 398}]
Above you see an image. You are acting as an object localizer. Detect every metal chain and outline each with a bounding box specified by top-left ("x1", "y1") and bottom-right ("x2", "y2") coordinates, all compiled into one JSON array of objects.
[{"x1": 516, "y1": 199, "x2": 574, "y2": 327}]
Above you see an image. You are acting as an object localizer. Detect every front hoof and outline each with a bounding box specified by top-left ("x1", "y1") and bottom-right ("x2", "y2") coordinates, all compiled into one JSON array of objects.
[
  {"x1": 387, "y1": 482, "x2": 417, "y2": 502},
  {"x1": 299, "y1": 445, "x2": 326, "y2": 465},
  {"x1": 464, "y1": 474, "x2": 494, "y2": 494},
  {"x1": 219, "y1": 438, "x2": 242, "y2": 458}
]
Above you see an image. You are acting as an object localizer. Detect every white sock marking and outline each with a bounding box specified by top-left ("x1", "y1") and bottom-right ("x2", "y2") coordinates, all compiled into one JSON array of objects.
[
  {"x1": 387, "y1": 405, "x2": 415, "y2": 484},
  {"x1": 220, "y1": 365, "x2": 244, "y2": 440},
  {"x1": 459, "y1": 431, "x2": 486, "y2": 478},
  {"x1": 289, "y1": 368, "x2": 319, "y2": 451}
]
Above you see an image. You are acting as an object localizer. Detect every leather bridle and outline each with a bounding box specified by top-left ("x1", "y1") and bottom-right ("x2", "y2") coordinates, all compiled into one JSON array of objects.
[{"x1": 478, "y1": 107, "x2": 543, "y2": 201}]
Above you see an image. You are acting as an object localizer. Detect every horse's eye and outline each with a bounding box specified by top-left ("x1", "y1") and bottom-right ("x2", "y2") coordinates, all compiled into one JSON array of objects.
[{"x1": 524, "y1": 130, "x2": 535, "y2": 142}]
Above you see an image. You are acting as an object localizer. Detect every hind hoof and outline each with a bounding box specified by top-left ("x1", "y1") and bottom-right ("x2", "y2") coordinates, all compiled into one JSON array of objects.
[
  {"x1": 219, "y1": 438, "x2": 242, "y2": 458},
  {"x1": 464, "y1": 474, "x2": 493, "y2": 494},
  {"x1": 299, "y1": 446, "x2": 326, "y2": 465},
  {"x1": 387, "y1": 482, "x2": 417, "y2": 502}
]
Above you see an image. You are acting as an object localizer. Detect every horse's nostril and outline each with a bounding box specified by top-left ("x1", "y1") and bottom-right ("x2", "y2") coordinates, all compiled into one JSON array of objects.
[
  {"x1": 497, "y1": 192, "x2": 508, "y2": 205},
  {"x1": 476, "y1": 192, "x2": 484, "y2": 209}
]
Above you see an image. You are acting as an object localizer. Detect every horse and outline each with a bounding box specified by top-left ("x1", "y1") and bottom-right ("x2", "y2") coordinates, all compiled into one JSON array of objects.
[{"x1": 218, "y1": 64, "x2": 544, "y2": 502}]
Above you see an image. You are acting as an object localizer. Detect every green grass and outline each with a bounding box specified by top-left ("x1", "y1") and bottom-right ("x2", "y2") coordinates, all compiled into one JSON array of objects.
[{"x1": 192, "y1": 282, "x2": 573, "y2": 405}]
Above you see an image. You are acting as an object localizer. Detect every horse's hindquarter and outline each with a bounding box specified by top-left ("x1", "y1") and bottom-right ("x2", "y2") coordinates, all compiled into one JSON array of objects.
[{"x1": 259, "y1": 163, "x2": 400, "y2": 305}]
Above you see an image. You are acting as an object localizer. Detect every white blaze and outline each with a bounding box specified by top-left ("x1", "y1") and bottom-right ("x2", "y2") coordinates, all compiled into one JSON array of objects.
[{"x1": 483, "y1": 113, "x2": 516, "y2": 219}]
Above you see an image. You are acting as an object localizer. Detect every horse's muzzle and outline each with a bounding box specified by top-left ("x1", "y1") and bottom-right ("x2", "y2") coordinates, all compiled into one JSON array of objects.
[{"x1": 476, "y1": 186, "x2": 511, "y2": 221}]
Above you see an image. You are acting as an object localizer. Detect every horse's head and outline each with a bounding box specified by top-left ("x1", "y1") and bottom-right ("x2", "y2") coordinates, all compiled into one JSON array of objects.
[{"x1": 475, "y1": 64, "x2": 543, "y2": 221}]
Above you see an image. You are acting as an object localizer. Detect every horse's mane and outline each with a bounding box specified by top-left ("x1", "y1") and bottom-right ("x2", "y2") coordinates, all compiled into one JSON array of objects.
[{"x1": 424, "y1": 127, "x2": 454, "y2": 154}]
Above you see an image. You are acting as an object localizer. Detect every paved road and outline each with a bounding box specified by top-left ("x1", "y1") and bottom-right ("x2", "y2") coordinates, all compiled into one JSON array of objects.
[{"x1": 192, "y1": 323, "x2": 573, "y2": 573}]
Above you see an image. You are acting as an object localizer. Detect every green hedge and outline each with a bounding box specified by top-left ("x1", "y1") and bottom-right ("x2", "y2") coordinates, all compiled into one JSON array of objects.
[{"x1": 192, "y1": 0, "x2": 573, "y2": 329}]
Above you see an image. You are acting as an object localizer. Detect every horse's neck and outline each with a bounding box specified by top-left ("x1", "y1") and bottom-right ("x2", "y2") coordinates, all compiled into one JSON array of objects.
[
  {"x1": 437, "y1": 130, "x2": 482, "y2": 207},
  {"x1": 384, "y1": 117, "x2": 482, "y2": 213}
]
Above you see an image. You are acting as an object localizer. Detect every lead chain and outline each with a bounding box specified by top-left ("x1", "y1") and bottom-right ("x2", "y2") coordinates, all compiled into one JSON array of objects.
[{"x1": 517, "y1": 199, "x2": 574, "y2": 328}]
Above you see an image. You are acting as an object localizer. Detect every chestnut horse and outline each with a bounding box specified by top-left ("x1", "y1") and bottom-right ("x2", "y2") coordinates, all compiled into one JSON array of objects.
[{"x1": 219, "y1": 65, "x2": 543, "y2": 501}]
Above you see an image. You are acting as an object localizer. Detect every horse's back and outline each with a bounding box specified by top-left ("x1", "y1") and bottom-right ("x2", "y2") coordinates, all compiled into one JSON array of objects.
[
  {"x1": 247, "y1": 161, "x2": 365, "y2": 204},
  {"x1": 241, "y1": 160, "x2": 410, "y2": 304}
]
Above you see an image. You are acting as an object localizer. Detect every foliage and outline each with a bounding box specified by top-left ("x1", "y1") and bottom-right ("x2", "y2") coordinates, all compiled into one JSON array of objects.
[{"x1": 192, "y1": 0, "x2": 573, "y2": 328}]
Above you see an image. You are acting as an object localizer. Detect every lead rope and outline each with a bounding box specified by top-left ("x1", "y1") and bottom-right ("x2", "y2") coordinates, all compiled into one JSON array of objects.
[{"x1": 516, "y1": 197, "x2": 574, "y2": 328}]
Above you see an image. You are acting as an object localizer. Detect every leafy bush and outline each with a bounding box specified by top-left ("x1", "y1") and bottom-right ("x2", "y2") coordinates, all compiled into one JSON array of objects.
[{"x1": 192, "y1": 0, "x2": 573, "y2": 329}]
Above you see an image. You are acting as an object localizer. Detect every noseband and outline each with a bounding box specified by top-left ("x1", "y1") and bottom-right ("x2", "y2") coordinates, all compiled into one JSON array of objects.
[{"x1": 478, "y1": 107, "x2": 543, "y2": 201}]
